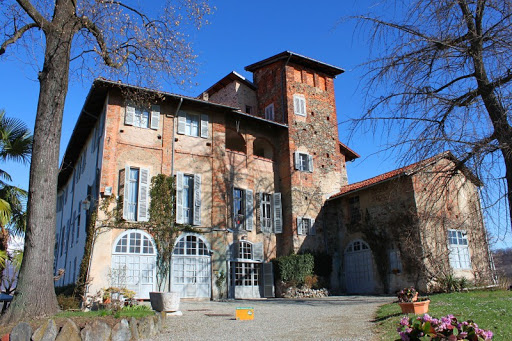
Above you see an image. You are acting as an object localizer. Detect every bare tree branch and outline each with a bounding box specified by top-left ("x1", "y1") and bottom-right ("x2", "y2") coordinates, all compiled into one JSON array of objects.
[
  {"x1": 15, "y1": 0, "x2": 49, "y2": 29},
  {"x1": 0, "y1": 23, "x2": 38, "y2": 55}
]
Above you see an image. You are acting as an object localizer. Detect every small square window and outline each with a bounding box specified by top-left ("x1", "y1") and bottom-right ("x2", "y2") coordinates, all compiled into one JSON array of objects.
[
  {"x1": 246, "y1": 105, "x2": 252, "y2": 114},
  {"x1": 295, "y1": 152, "x2": 313, "y2": 172}
]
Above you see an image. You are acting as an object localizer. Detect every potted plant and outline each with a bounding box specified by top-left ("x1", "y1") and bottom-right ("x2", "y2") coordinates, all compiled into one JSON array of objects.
[
  {"x1": 397, "y1": 287, "x2": 430, "y2": 314},
  {"x1": 146, "y1": 174, "x2": 181, "y2": 312}
]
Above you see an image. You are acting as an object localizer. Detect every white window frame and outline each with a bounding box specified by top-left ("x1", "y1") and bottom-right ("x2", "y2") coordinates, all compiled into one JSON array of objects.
[
  {"x1": 294, "y1": 151, "x2": 314, "y2": 172},
  {"x1": 125, "y1": 105, "x2": 160, "y2": 130},
  {"x1": 293, "y1": 94, "x2": 306, "y2": 116},
  {"x1": 185, "y1": 113, "x2": 200, "y2": 137},
  {"x1": 177, "y1": 111, "x2": 208, "y2": 138},
  {"x1": 297, "y1": 217, "x2": 315, "y2": 236},
  {"x1": 448, "y1": 229, "x2": 471, "y2": 269},
  {"x1": 265, "y1": 103, "x2": 275, "y2": 121}
]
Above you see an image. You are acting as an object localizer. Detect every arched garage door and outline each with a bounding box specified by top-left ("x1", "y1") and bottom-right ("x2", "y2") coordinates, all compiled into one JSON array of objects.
[
  {"x1": 344, "y1": 240, "x2": 375, "y2": 294},
  {"x1": 111, "y1": 230, "x2": 156, "y2": 299},
  {"x1": 171, "y1": 234, "x2": 211, "y2": 299}
]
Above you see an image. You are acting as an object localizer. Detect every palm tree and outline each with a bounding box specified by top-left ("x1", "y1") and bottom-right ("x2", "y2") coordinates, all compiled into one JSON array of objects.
[{"x1": 0, "y1": 110, "x2": 32, "y2": 286}]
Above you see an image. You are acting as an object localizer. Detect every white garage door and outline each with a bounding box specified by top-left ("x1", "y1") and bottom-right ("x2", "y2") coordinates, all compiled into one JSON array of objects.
[
  {"x1": 344, "y1": 240, "x2": 375, "y2": 294},
  {"x1": 111, "y1": 230, "x2": 156, "y2": 299},
  {"x1": 171, "y1": 234, "x2": 211, "y2": 299}
]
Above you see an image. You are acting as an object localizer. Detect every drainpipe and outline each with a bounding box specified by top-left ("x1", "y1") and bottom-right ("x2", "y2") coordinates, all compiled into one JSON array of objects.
[{"x1": 170, "y1": 97, "x2": 184, "y2": 176}]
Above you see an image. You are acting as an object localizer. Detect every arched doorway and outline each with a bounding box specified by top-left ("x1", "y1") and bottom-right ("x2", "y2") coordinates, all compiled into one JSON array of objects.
[
  {"x1": 229, "y1": 240, "x2": 262, "y2": 299},
  {"x1": 171, "y1": 234, "x2": 211, "y2": 299},
  {"x1": 111, "y1": 230, "x2": 156, "y2": 299},
  {"x1": 344, "y1": 239, "x2": 375, "y2": 294}
]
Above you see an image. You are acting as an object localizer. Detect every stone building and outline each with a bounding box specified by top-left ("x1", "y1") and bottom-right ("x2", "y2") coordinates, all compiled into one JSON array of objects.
[
  {"x1": 54, "y1": 51, "x2": 493, "y2": 300},
  {"x1": 54, "y1": 51, "x2": 358, "y2": 300},
  {"x1": 325, "y1": 152, "x2": 494, "y2": 294}
]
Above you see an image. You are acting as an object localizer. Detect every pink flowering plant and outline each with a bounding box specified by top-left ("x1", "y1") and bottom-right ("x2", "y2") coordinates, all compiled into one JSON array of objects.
[
  {"x1": 397, "y1": 314, "x2": 493, "y2": 341},
  {"x1": 397, "y1": 287, "x2": 418, "y2": 303}
]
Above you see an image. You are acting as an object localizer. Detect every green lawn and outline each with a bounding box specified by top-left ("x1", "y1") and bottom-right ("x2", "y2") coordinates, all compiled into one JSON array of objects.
[
  {"x1": 374, "y1": 290, "x2": 512, "y2": 340},
  {"x1": 55, "y1": 307, "x2": 154, "y2": 319}
]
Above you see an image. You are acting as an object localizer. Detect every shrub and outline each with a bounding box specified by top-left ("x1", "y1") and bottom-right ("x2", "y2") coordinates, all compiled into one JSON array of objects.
[
  {"x1": 122, "y1": 304, "x2": 151, "y2": 312},
  {"x1": 437, "y1": 274, "x2": 472, "y2": 293},
  {"x1": 274, "y1": 253, "x2": 314, "y2": 286},
  {"x1": 55, "y1": 284, "x2": 76, "y2": 296},
  {"x1": 57, "y1": 294, "x2": 80, "y2": 310}
]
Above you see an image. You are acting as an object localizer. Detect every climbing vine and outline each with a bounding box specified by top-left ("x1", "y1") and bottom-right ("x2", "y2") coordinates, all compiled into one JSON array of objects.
[{"x1": 146, "y1": 174, "x2": 178, "y2": 291}]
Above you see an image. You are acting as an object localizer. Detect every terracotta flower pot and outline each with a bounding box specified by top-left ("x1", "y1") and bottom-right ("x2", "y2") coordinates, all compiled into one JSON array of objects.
[{"x1": 398, "y1": 300, "x2": 430, "y2": 314}]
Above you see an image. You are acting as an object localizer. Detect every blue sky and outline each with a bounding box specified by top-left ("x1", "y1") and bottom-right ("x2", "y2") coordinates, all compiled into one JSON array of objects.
[{"x1": 0, "y1": 0, "x2": 510, "y2": 248}]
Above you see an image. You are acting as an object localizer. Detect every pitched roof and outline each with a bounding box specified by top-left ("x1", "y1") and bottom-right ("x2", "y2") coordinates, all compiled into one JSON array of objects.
[
  {"x1": 200, "y1": 71, "x2": 256, "y2": 98},
  {"x1": 339, "y1": 142, "x2": 359, "y2": 161},
  {"x1": 58, "y1": 78, "x2": 287, "y2": 189},
  {"x1": 329, "y1": 151, "x2": 480, "y2": 200},
  {"x1": 245, "y1": 51, "x2": 344, "y2": 77}
]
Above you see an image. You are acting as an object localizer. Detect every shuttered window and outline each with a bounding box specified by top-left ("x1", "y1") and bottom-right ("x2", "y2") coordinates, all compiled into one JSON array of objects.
[
  {"x1": 257, "y1": 192, "x2": 282, "y2": 234},
  {"x1": 233, "y1": 188, "x2": 253, "y2": 230},
  {"x1": 125, "y1": 105, "x2": 160, "y2": 130},
  {"x1": 297, "y1": 217, "x2": 315, "y2": 236},
  {"x1": 176, "y1": 172, "x2": 202, "y2": 226},
  {"x1": 294, "y1": 151, "x2": 314, "y2": 172},
  {"x1": 293, "y1": 94, "x2": 306, "y2": 116},
  {"x1": 177, "y1": 111, "x2": 208, "y2": 138},
  {"x1": 122, "y1": 166, "x2": 150, "y2": 222}
]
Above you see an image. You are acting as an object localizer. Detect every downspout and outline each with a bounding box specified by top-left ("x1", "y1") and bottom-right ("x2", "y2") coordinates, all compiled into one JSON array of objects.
[
  {"x1": 167, "y1": 97, "x2": 183, "y2": 292},
  {"x1": 170, "y1": 97, "x2": 184, "y2": 176}
]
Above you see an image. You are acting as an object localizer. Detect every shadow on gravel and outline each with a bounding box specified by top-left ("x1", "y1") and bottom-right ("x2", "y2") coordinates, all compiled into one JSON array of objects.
[
  {"x1": 211, "y1": 296, "x2": 394, "y2": 307},
  {"x1": 371, "y1": 312, "x2": 402, "y2": 323}
]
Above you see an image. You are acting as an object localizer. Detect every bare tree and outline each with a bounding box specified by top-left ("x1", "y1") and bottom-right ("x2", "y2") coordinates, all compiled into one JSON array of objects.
[
  {"x1": 351, "y1": 0, "x2": 512, "y2": 234},
  {"x1": 0, "y1": 0, "x2": 211, "y2": 322}
]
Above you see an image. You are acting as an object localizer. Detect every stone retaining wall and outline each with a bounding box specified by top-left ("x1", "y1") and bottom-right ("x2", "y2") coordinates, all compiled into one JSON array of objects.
[{"x1": 4, "y1": 312, "x2": 166, "y2": 341}]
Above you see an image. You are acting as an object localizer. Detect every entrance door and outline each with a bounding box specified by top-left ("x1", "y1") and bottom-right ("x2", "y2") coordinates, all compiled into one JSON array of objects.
[
  {"x1": 344, "y1": 240, "x2": 375, "y2": 294},
  {"x1": 111, "y1": 230, "x2": 156, "y2": 299},
  {"x1": 171, "y1": 234, "x2": 211, "y2": 299}
]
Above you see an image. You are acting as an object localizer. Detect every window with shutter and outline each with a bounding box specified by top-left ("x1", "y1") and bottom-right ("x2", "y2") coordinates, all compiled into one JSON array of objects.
[
  {"x1": 125, "y1": 104, "x2": 159, "y2": 129},
  {"x1": 245, "y1": 189, "x2": 253, "y2": 231},
  {"x1": 200, "y1": 114, "x2": 209, "y2": 138},
  {"x1": 193, "y1": 174, "x2": 202, "y2": 225},
  {"x1": 273, "y1": 193, "x2": 283, "y2": 234},
  {"x1": 263, "y1": 262, "x2": 275, "y2": 298},
  {"x1": 176, "y1": 172, "x2": 201, "y2": 226},
  {"x1": 293, "y1": 94, "x2": 306, "y2": 116},
  {"x1": 150, "y1": 105, "x2": 160, "y2": 130},
  {"x1": 297, "y1": 217, "x2": 314, "y2": 235},
  {"x1": 137, "y1": 168, "x2": 150, "y2": 222},
  {"x1": 260, "y1": 193, "x2": 272, "y2": 233},
  {"x1": 295, "y1": 151, "x2": 313, "y2": 172},
  {"x1": 121, "y1": 166, "x2": 150, "y2": 222},
  {"x1": 265, "y1": 103, "x2": 274, "y2": 120},
  {"x1": 233, "y1": 188, "x2": 245, "y2": 229}
]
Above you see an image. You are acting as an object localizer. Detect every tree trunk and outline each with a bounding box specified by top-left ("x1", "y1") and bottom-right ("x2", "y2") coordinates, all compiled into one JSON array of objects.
[{"x1": 1, "y1": 15, "x2": 74, "y2": 322}]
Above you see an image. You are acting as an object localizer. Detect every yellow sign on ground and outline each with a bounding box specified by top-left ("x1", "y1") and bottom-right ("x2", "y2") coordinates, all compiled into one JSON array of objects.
[{"x1": 235, "y1": 307, "x2": 254, "y2": 320}]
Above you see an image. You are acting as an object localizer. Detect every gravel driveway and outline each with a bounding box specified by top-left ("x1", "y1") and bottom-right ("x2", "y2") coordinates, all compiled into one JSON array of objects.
[{"x1": 143, "y1": 296, "x2": 394, "y2": 341}]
